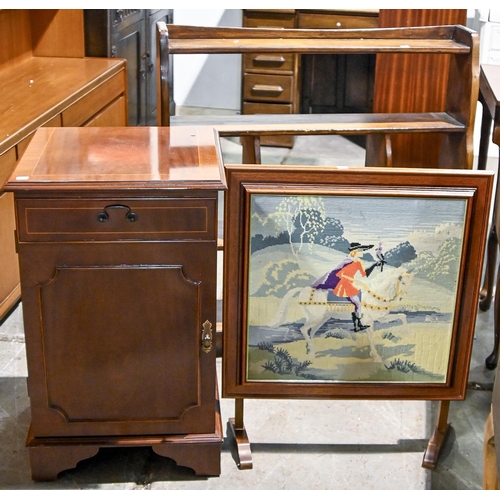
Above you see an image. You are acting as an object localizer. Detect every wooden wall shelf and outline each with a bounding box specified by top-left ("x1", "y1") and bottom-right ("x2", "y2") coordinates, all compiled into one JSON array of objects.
[{"x1": 158, "y1": 23, "x2": 478, "y2": 169}]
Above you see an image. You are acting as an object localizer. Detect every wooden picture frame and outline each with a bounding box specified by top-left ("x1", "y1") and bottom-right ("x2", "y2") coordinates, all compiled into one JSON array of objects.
[{"x1": 222, "y1": 164, "x2": 494, "y2": 401}]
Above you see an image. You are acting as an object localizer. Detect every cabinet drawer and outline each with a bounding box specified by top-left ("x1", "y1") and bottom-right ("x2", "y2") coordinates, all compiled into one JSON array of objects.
[
  {"x1": 62, "y1": 72, "x2": 125, "y2": 127},
  {"x1": 243, "y1": 74, "x2": 294, "y2": 103},
  {"x1": 298, "y1": 12, "x2": 379, "y2": 29},
  {"x1": 242, "y1": 102, "x2": 294, "y2": 148},
  {"x1": 0, "y1": 191, "x2": 20, "y2": 319},
  {"x1": 16, "y1": 198, "x2": 216, "y2": 242},
  {"x1": 243, "y1": 53, "x2": 295, "y2": 74},
  {"x1": 84, "y1": 96, "x2": 127, "y2": 127},
  {"x1": 242, "y1": 101, "x2": 293, "y2": 115},
  {"x1": 243, "y1": 12, "x2": 295, "y2": 29},
  {"x1": 42, "y1": 115, "x2": 63, "y2": 127},
  {"x1": 0, "y1": 147, "x2": 17, "y2": 190}
]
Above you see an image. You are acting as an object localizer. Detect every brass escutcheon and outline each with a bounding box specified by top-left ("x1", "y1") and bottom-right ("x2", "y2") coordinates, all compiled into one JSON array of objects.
[{"x1": 201, "y1": 320, "x2": 213, "y2": 353}]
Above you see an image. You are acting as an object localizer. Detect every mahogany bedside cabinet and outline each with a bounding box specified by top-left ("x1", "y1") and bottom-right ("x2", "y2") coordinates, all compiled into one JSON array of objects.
[{"x1": 4, "y1": 126, "x2": 226, "y2": 481}]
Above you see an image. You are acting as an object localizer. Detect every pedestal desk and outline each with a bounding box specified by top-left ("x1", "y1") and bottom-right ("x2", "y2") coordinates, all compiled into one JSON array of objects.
[{"x1": 5, "y1": 126, "x2": 225, "y2": 481}]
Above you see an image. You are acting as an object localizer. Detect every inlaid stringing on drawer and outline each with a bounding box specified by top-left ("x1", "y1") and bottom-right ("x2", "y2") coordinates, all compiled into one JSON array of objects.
[{"x1": 16, "y1": 198, "x2": 216, "y2": 242}]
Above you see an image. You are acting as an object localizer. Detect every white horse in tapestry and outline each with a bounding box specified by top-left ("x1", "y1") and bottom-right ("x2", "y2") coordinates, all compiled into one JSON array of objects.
[{"x1": 266, "y1": 266, "x2": 412, "y2": 361}]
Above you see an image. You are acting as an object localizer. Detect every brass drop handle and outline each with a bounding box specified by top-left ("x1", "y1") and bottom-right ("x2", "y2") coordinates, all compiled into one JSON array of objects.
[
  {"x1": 97, "y1": 204, "x2": 137, "y2": 223},
  {"x1": 201, "y1": 320, "x2": 213, "y2": 353},
  {"x1": 251, "y1": 84, "x2": 284, "y2": 94}
]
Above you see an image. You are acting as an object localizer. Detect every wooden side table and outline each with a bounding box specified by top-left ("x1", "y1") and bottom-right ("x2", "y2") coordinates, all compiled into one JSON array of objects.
[
  {"x1": 4, "y1": 126, "x2": 225, "y2": 481},
  {"x1": 478, "y1": 64, "x2": 500, "y2": 369}
]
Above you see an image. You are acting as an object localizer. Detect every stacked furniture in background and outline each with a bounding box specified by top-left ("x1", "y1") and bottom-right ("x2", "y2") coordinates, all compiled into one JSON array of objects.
[
  {"x1": 158, "y1": 23, "x2": 478, "y2": 168},
  {"x1": 240, "y1": 9, "x2": 379, "y2": 148},
  {"x1": 0, "y1": 9, "x2": 128, "y2": 321},
  {"x1": 84, "y1": 9, "x2": 173, "y2": 126}
]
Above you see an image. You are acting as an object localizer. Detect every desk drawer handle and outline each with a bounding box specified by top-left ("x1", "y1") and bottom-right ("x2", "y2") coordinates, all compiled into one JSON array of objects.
[
  {"x1": 97, "y1": 204, "x2": 138, "y2": 223},
  {"x1": 253, "y1": 55, "x2": 286, "y2": 64},
  {"x1": 252, "y1": 84, "x2": 284, "y2": 94}
]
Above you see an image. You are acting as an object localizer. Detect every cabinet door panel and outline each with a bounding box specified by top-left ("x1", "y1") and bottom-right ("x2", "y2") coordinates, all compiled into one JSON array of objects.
[
  {"x1": 0, "y1": 149, "x2": 21, "y2": 320},
  {"x1": 0, "y1": 192, "x2": 20, "y2": 319},
  {"x1": 41, "y1": 266, "x2": 200, "y2": 421},
  {"x1": 146, "y1": 10, "x2": 172, "y2": 125},
  {"x1": 19, "y1": 241, "x2": 216, "y2": 437},
  {"x1": 112, "y1": 18, "x2": 146, "y2": 126}
]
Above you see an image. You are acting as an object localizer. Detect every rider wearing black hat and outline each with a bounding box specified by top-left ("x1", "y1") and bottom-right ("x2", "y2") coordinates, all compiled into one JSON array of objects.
[{"x1": 312, "y1": 242, "x2": 382, "y2": 332}]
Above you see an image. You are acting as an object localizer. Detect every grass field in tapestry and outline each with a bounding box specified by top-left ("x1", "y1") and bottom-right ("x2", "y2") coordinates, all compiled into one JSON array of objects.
[{"x1": 245, "y1": 193, "x2": 467, "y2": 384}]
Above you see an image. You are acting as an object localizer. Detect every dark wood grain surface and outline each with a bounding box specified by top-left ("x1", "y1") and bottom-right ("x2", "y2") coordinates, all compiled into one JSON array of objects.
[{"x1": 373, "y1": 9, "x2": 469, "y2": 168}]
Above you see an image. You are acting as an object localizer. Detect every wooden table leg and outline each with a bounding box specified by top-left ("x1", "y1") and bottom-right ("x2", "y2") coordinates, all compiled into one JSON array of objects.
[
  {"x1": 486, "y1": 259, "x2": 500, "y2": 369},
  {"x1": 477, "y1": 91, "x2": 494, "y2": 303},
  {"x1": 479, "y1": 226, "x2": 497, "y2": 311},
  {"x1": 227, "y1": 397, "x2": 253, "y2": 469},
  {"x1": 422, "y1": 400, "x2": 451, "y2": 470},
  {"x1": 241, "y1": 135, "x2": 261, "y2": 165},
  {"x1": 485, "y1": 157, "x2": 500, "y2": 370},
  {"x1": 477, "y1": 95, "x2": 493, "y2": 171}
]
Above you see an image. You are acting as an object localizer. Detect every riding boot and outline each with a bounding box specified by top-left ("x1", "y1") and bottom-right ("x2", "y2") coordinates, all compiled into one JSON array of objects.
[
  {"x1": 355, "y1": 312, "x2": 369, "y2": 331},
  {"x1": 351, "y1": 312, "x2": 359, "y2": 332}
]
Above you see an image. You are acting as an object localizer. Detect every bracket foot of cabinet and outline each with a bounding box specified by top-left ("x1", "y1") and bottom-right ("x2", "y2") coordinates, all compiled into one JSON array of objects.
[{"x1": 27, "y1": 393, "x2": 223, "y2": 481}]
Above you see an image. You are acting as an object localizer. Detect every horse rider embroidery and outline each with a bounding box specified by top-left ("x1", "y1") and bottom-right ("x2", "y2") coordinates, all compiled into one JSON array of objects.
[{"x1": 311, "y1": 242, "x2": 383, "y2": 332}]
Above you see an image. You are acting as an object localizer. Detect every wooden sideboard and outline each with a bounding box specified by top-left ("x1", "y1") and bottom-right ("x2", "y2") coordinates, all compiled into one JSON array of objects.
[
  {"x1": 0, "y1": 9, "x2": 128, "y2": 321},
  {"x1": 241, "y1": 9, "x2": 379, "y2": 147},
  {"x1": 373, "y1": 9, "x2": 467, "y2": 168},
  {"x1": 5, "y1": 126, "x2": 225, "y2": 480}
]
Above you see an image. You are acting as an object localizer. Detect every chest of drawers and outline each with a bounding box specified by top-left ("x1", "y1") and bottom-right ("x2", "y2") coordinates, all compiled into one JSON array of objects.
[
  {"x1": 240, "y1": 9, "x2": 379, "y2": 148},
  {"x1": 241, "y1": 10, "x2": 298, "y2": 148},
  {"x1": 5, "y1": 126, "x2": 225, "y2": 480}
]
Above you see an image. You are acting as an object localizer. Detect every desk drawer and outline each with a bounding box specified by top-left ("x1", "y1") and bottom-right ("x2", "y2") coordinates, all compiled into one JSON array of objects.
[
  {"x1": 298, "y1": 12, "x2": 379, "y2": 29},
  {"x1": 243, "y1": 74, "x2": 294, "y2": 103},
  {"x1": 16, "y1": 198, "x2": 216, "y2": 242},
  {"x1": 242, "y1": 102, "x2": 294, "y2": 148},
  {"x1": 243, "y1": 53, "x2": 295, "y2": 74},
  {"x1": 243, "y1": 12, "x2": 295, "y2": 29}
]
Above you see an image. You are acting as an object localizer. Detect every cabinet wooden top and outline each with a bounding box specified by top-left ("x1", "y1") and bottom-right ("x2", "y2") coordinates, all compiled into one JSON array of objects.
[
  {"x1": 5, "y1": 126, "x2": 226, "y2": 192},
  {"x1": 0, "y1": 57, "x2": 125, "y2": 156}
]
